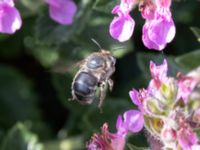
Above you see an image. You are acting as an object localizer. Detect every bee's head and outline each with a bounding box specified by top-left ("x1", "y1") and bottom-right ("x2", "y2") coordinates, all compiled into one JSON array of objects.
[{"x1": 100, "y1": 49, "x2": 116, "y2": 66}]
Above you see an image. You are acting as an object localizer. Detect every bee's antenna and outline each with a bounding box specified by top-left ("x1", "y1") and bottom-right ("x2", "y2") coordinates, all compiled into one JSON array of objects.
[{"x1": 91, "y1": 38, "x2": 102, "y2": 51}]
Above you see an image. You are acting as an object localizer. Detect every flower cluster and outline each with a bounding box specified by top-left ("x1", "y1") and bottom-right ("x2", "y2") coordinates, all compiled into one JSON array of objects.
[
  {"x1": 0, "y1": 0, "x2": 77, "y2": 34},
  {"x1": 87, "y1": 60, "x2": 200, "y2": 150},
  {"x1": 109, "y1": 0, "x2": 176, "y2": 51},
  {"x1": 128, "y1": 60, "x2": 200, "y2": 150},
  {"x1": 87, "y1": 110, "x2": 144, "y2": 150}
]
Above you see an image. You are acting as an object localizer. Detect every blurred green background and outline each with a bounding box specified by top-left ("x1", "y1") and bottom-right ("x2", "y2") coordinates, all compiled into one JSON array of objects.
[{"x1": 0, "y1": 0, "x2": 200, "y2": 150}]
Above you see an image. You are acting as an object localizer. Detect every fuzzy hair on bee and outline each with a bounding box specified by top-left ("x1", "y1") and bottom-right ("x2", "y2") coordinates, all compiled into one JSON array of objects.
[{"x1": 71, "y1": 49, "x2": 116, "y2": 108}]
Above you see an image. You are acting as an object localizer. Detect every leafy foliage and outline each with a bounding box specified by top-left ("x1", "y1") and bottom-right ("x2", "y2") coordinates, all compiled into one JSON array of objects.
[
  {"x1": 190, "y1": 27, "x2": 200, "y2": 42},
  {"x1": 1, "y1": 123, "x2": 43, "y2": 150},
  {"x1": 0, "y1": 0, "x2": 200, "y2": 149},
  {"x1": 175, "y1": 49, "x2": 200, "y2": 71}
]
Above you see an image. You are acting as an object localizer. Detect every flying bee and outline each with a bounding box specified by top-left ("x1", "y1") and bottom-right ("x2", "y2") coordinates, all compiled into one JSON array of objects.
[{"x1": 71, "y1": 49, "x2": 116, "y2": 108}]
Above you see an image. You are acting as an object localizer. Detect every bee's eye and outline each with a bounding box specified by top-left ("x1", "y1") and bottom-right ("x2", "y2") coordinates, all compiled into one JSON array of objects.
[{"x1": 87, "y1": 56, "x2": 104, "y2": 69}]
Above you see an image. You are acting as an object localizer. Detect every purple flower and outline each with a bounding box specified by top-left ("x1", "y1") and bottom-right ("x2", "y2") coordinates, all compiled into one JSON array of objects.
[
  {"x1": 148, "y1": 59, "x2": 168, "y2": 89},
  {"x1": 129, "y1": 89, "x2": 141, "y2": 106},
  {"x1": 0, "y1": 0, "x2": 22, "y2": 34},
  {"x1": 123, "y1": 109, "x2": 144, "y2": 132},
  {"x1": 142, "y1": 15, "x2": 175, "y2": 50},
  {"x1": 87, "y1": 123, "x2": 126, "y2": 150},
  {"x1": 191, "y1": 145, "x2": 200, "y2": 150},
  {"x1": 87, "y1": 108, "x2": 144, "y2": 150},
  {"x1": 109, "y1": 0, "x2": 136, "y2": 42},
  {"x1": 177, "y1": 73, "x2": 199, "y2": 103},
  {"x1": 46, "y1": 0, "x2": 77, "y2": 25},
  {"x1": 177, "y1": 120, "x2": 199, "y2": 150},
  {"x1": 141, "y1": 0, "x2": 175, "y2": 50}
]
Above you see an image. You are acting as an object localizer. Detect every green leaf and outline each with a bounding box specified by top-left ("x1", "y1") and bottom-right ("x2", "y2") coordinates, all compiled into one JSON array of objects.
[
  {"x1": 175, "y1": 49, "x2": 200, "y2": 71},
  {"x1": 93, "y1": 0, "x2": 117, "y2": 14},
  {"x1": 16, "y1": 0, "x2": 44, "y2": 17},
  {"x1": 34, "y1": 1, "x2": 95, "y2": 45},
  {"x1": 24, "y1": 37, "x2": 59, "y2": 68},
  {"x1": 0, "y1": 65, "x2": 41, "y2": 129},
  {"x1": 190, "y1": 27, "x2": 200, "y2": 42},
  {"x1": 195, "y1": 128, "x2": 200, "y2": 139},
  {"x1": 1, "y1": 123, "x2": 43, "y2": 150},
  {"x1": 127, "y1": 143, "x2": 150, "y2": 150},
  {"x1": 43, "y1": 136, "x2": 84, "y2": 150}
]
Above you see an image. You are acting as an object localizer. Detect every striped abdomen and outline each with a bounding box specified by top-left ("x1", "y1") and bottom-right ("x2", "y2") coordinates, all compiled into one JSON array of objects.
[{"x1": 73, "y1": 72, "x2": 97, "y2": 103}]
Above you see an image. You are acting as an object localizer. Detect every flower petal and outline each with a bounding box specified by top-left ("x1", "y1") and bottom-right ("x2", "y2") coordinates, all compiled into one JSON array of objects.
[
  {"x1": 150, "y1": 59, "x2": 168, "y2": 81},
  {"x1": 177, "y1": 126, "x2": 198, "y2": 149},
  {"x1": 109, "y1": 14, "x2": 135, "y2": 42},
  {"x1": 177, "y1": 74, "x2": 199, "y2": 102},
  {"x1": 142, "y1": 12, "x2": 175, "y2": 51},
  {"x1": 48, "y1": 0, "x2": 77, "y2": 25},
  {"x1": 0, "y1": 3, "x2": 22, "y2": 34},
  {"x1": 129, "y1": 89, "x2": 141, "y2": 106},
  {"x1": 142, "y1": 22, "x2": 164, "y2": 50},
  {"x1": 191, "y1": 144, "x2": 200, "y2": 150},
  {"x1": 112, "y1": 5, "x2": 121, "y2": 14},
  {"x1": 0, "y1": 0, "x2": 14, "y2": 7},
  {"x1": 124, "y1": 110, "x2": 144, "y2": 132}
]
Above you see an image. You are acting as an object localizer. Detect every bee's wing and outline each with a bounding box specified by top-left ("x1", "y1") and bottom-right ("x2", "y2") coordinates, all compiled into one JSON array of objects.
[{"x1": 50, "y1": 59, "x2": 86, "y2": 74}]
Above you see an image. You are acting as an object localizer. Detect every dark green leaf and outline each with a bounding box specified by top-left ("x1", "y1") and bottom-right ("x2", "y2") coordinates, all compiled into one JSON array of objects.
[
  {"x1": 34, "y1": 1, "x2": 95, "y2": 45},
  {"x1": 93, "y1": 0, "x2": 117, "y2": 14},
  {"x1": 127, "y1": 143, "x2": 150, "y2": 150},
  {"x1": 0, "y1": 65, "x2": 41, "y2": 129},
  {"x1": 16, "y1": 0, "x2": 44, "y2": 17},
  {"x1": 1, "y1": 123, "x2": 43, "y2": 150},
  {"x1": 175, "y1": 49, "x2": 200, "y2": 71},
  {"x1": 195, "y1": 128, "x2": 200, "y2": 140},
  {"x1": 43, "y1": 136, "x2": 84, "y2": 150},
  {"x1": 190, "y1": 27, "x2": 200, "y2": 42},
  {"x1": 24, "y1": 37, "x2": 59, "y2": 68}
]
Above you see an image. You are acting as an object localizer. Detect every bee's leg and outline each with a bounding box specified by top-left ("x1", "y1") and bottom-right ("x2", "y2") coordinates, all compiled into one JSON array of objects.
[
  {"x1": 108, "y1": 79, "x2": 114, "y2": 91},
  {"x1": 69, "y1": 96, "x2": 75, "y2": 101},
  {"x1": 98, "y1": 82, "x2": 106, "y2": 109},
  {"x1": 69, "y1": 90, "x2": 76, "y2": 101}
]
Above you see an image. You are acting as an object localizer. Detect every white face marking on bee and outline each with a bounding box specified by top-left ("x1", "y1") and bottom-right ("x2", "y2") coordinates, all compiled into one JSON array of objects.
[{"x1": 71, "y1": 49, "x2": 116, "y2": 108}]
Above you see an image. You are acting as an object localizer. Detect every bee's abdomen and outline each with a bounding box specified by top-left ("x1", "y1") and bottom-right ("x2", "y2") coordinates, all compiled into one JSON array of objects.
[{"x1": 73, "y1": 72, "x2": 97, "y2": 102}]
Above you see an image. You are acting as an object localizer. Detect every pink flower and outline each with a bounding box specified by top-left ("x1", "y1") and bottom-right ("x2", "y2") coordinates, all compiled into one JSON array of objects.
[
  {"x1": 46, "y1": 0, "x2": 77, "y2": 25},
  {"x1": 141, "y1": 0, "x2": 176, "y2": 50},
  {"x1": 87, "y1": 123, "x2": 127, "y2": 150},
  {"x1": 109, "y1": 0, "x2": 136, "y2": 42},
  {"x1": 129, "y1": 88, "x2": 147, "y2": 113},
  {"x1": 177, "y1": 68, "x2": 200, "y2": 102},
  {"x1": 177, "y1": 73, "x2": 199, "y2": 103},
  {"x1": 139, "y1": 0, "x2": 156, "y2": 20},
  {"x1": 117, "y1": 110, "x2": 144, "y2": 133},
  {"x1": 148, "y1": 59, "x2": 168, "y2": 89},
  {"x1": 0, "y1": 0, "x2": 22, "y2": 34},
  {"x1": 177, "y1": 120, "x2": 199, "y2": 150},
  {"x1": 87, "y1": 109, "x2": 144, "y2": 149},
  {"x1": 129, "y1": 89, "x2": 141, "y2": 106},
  {"x1": 191, "y1": 145, "x2": 200, "y2": 150},
  {"x1": 128, "y1": 60, "x2": 200, "y2": 149}
]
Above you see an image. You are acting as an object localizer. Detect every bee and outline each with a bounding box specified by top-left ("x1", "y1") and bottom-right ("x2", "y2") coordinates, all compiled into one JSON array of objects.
[{"x1": 71, "y1": 49, "x2": 116, "y2": 108}]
